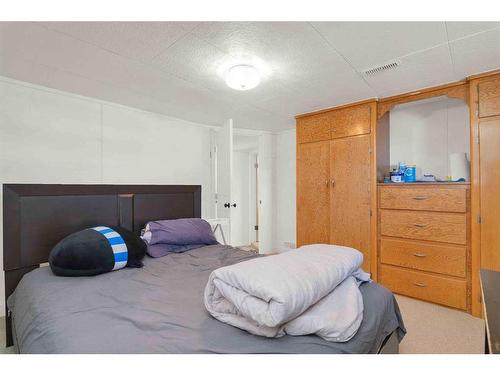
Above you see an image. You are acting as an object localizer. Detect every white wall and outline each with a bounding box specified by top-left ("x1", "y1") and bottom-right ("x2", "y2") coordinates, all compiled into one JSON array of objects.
[
  {"x1": 0, "y1": 77, "x2": 215, "y2": 315},
  {"x1": 390, "y1": 97, "x2": 470, "y2": 180},
  {"x1": 274, "y1": 129, "x2": 297, "y2": 252}
]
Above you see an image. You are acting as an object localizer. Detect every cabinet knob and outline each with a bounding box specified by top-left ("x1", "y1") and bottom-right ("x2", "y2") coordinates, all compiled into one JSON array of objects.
[
  {"x1": 414, "y1": 282, "x2": 427, "y2": 288},
  {"x1": 331, "y1": 179, "x2": 335, "y2": 187},
  {"x1": 413, "y1": 196, "x2": 428, "y2": 200},
  {"x1": 413, "y1": 253, "x2": 427, "y2": 258}
]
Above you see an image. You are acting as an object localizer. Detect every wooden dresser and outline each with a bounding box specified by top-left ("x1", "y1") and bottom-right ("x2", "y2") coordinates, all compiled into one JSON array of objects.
[{"x1": 378, "y1": 183, "x2": 471, "y2": 311}]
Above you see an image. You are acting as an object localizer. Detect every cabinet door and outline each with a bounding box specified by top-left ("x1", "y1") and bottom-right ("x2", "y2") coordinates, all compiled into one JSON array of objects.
[
  {"x1": 480, "y1": 116, "x2": 500, "y2": 270},
  {"x1": 297, "y1": 140, "x2": 330, "y2": 247},
  {"x1": 296, "y1": 113, "x2": 331, "y2": 144},
  {"x1": 330, "y1": 135, "x2": 371, "y2": 271},
  {"x1": 479, "y1": 76, "x2": 500, "y2": 118},
  {"x1": 330, "y1": 104, "x2": 371, "y2": 139}
]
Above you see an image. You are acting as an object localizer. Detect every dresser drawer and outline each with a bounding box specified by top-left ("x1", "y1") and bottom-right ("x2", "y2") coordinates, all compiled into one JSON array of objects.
[
  {"x1": 380, "y1": 238, "x2": 466, "y2": 277},
  {"x1": 380, "y1": 265, "x2": 467, "y2": 310},
  {"x1": 379, "y1": 187, "x2": 466, "y2": 213},
  {"x1": 380, "y1": 210, "x2": 466, "y2": 245}
]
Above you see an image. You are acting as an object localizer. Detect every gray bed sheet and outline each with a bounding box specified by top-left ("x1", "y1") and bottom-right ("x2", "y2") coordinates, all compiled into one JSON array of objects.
[{"x1": 8, "y1": 245, "x2": 406, "y2": 354}]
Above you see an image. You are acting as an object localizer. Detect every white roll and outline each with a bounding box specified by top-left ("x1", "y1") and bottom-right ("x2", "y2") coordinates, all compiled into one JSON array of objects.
[{"x1": 449, "y1": 152, "x2": 470, "y2": 181}]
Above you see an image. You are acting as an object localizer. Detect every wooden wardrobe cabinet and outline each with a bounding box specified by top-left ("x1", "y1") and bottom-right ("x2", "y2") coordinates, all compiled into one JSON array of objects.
[
  {"x1": 467, "y1": 71, "x2": 500, "y2": 316},
  {"x1": 296, "y1": 102, "x2": 375, "y2": 272},
  {"x1": 295, "y1": 69, "x2": 500, "y2": 316},
  {"x1": 471, "y1": 73, "x2": 500, "y2": 272}
]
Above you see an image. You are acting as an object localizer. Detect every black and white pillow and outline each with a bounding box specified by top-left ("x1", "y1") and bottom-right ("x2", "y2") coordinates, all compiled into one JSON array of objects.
[{"x1": 49, "y1": 226, "x2": 146, "y2": 277}]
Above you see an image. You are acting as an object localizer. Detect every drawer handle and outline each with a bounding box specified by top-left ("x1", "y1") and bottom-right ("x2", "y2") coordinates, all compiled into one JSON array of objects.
[
  {"x1": 414, "y1": 224, "x2": 428, "y2": 228},
  {"x1": 414, "y1": 282, "x2": 427, "y2": 288},
  {"x1": 413, "y1": 253, "x2": 427, "y2": 258},
  {"x1": 413, "y1": 196, "x2": 428, "y2": 200}
]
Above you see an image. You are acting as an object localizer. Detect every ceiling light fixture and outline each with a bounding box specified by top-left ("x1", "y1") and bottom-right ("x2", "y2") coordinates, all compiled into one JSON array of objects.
[{"x1": 225, "y1": 64, "x2": 261, "y2": 91}]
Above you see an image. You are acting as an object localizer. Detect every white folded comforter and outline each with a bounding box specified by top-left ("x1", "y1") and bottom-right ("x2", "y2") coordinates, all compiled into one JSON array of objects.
[{"x1": 204, "y1": 244, "x2": 371, "y2": 342}]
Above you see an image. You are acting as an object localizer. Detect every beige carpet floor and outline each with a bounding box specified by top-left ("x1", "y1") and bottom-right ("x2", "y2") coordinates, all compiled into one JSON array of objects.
[
  {"x1": 0, "y1": 295, "x2": 485, "y2": 354},
  {"x1": 395, "y1": 294, "x2": 485, "y2": 354}
]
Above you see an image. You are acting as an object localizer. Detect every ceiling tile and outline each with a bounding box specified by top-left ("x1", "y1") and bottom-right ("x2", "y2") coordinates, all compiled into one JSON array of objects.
[
  {"x1": 0, "y1": 22, "x2": 47, "y2": 62},
  {"x1": 39, "y1": 22, "x2": 198, "y2": 62},
  {"x1": 364, "y1": 44, "x2": 457, "y2": 97},
  {"x1": 312, "y1": 22, "x2": 448, "y2": 70},
  {"x1": 202, "y1": 22, "x2": 354, "y2": 87},
  {"x1": 0, "y1": 50, "x2": 53, "y2": 88},
  {"x1": 191, "y1": 22, "x2": 252, "y2": 44},
  {"x1": 450, "y1": 28, "x2": 500, "y2": 78},
  {"x1": 151, "y1": 34, "x2": 238, "y2": 89},
  {"x1": 254, "y1": 68, "x2": 375, "y2": 120},
  {"x1": 446, "y1": 22, "x2": 500, "y2": 41},
  {"x1": 254, "y1": 94, "x2": 325, "y2": 122},
  {"x1": 151, "y1": 32, "x2": 298, "y2": 108}
]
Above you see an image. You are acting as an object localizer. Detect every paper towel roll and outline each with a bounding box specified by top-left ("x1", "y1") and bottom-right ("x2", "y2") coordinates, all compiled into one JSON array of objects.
[{"x1": 449, "y1": 152, "x2": 470, "y2": 181}]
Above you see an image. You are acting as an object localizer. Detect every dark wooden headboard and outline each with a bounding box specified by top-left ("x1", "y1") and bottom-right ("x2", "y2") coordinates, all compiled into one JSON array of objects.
[{"x1": 2, "y1": 184, "x2": 201, "y2": 346}]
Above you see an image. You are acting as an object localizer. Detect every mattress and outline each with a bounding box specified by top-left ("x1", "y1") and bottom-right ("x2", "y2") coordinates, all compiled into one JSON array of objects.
[{"x1": 7, "y1": 245, "x2": 406, "y2": 354}]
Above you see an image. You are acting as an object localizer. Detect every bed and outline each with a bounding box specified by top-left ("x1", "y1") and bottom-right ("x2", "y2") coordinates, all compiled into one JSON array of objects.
[{"x1": 3, "y1": 184, "x2": 405, "y2": 354}]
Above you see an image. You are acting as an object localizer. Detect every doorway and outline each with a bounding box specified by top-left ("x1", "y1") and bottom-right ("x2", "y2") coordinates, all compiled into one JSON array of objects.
[
  {"x1": 232, "y1": 134, "x2": 259, "y2": 251},
  {"x1": 210, "y1": 121, "x2": 268, "y2": 252}
]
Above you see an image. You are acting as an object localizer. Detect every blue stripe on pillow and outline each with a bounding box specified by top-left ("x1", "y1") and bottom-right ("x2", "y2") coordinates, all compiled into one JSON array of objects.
[
  {"x1": 91, "y1": 226, "x2": 128, "y2": 271},
  {"x1": 114, "y1": 252, "x2": 128, "y2": 263},
  {"x1": 108, "y1": 236, "x2": 125, "y2": 246}
]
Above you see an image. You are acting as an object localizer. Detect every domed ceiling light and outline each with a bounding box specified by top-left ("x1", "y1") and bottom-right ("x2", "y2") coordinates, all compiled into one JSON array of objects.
[{"x1": 224, "y1": 64, "x2": 261, "y2": 91}]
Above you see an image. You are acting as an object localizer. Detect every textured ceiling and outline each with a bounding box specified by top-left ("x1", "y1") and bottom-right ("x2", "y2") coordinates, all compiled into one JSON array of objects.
[{"x1": 1, "y1": 21, "x2": 500, "y2": 131}]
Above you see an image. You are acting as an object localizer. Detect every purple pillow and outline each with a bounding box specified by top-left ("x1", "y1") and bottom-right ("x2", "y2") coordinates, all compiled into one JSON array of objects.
[
  {"x1": 143, "y1": 218, "x2": 218, "y2": 246},
  {"x1": 146, "y1": 243, "x2": 205, "y2": 258}
]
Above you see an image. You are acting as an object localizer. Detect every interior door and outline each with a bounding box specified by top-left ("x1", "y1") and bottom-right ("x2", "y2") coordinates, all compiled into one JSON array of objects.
[
  {"x1": 296, "y1": 140, "x2": 330, "y2": 247},
  {"x1": 479, "y1": 117, "x2": 500, "y2": 270},
  {"x1": 330, "y1": 135, "x2": 371, "y2": 272},
  {"x1": 215, "y1": 119, "x2": 233, "y2": 244}
]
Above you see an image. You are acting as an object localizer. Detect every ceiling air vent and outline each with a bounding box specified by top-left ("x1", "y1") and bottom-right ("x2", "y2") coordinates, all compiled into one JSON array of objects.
[{"x1": 362, "y1": 60, "x2": 400, "y2": 76}]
